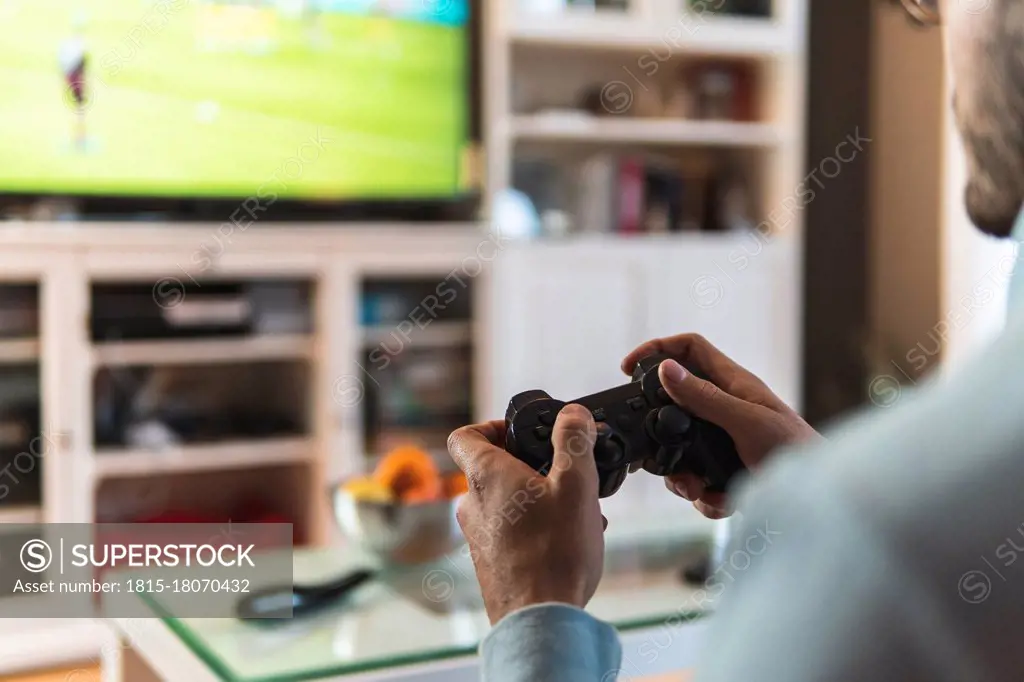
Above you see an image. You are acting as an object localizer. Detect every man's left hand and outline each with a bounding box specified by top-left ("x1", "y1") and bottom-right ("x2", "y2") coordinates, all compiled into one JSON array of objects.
[{"x1": 447, "y1": 405, "x2": 606, "y2": 625}]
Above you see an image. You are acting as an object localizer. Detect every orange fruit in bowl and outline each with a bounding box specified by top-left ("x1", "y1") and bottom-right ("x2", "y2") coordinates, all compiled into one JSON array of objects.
[
  {"x1": 343, "y1": 476, "x2": 396, "y2": 504},
  {"x1": 373, "y1": 445, "x2": 443, "y2": 504}
]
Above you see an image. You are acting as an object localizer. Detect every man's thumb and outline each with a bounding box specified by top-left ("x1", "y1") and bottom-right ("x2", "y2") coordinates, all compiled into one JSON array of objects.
[
  {"x1": 549, "y1": 404, "x2": 597, "y2": 486},
  {"x1": 658, "y1": 359, "x2": 749, "y2": 432}
]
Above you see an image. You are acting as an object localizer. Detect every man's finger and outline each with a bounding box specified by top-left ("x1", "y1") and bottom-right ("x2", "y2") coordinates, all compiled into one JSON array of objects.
[
  {"x1": 695, "y1": 500, "x2": 731, "y2": 520},
  {"x1": 658, "y1": 359, "x2": 752, "y2": 433},
  {"x1": 621, "y1": 334, "x2": 744, "y2": 389},
  {"x1": 549, "y1": 404, "x2": 598, "y2": 489},
  {"x1": 447, "y1": 420, "x2": 509, "y2": 484},
  {"x1": 665, "y1": 471, "x2": 706, "y2": 501},
  {"x1": 698, "y1": 490, "x2": 729, "y2": 510}
]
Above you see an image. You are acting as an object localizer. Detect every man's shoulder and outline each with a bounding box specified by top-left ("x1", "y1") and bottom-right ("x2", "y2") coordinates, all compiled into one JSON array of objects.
[
  {"x1": 728, "y1": 317, "x2": 1024, "y2": 672},
  {"x1": 821, "y1": 312, "x2": 1024, "y2": 514},
  {"x1": 746, "y1": 314, "x2": 1024, "y2": 611}
]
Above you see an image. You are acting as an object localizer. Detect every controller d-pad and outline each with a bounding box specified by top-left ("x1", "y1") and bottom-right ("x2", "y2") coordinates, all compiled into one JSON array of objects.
[{"x1": 537, "y1": 409, "x2": 556, "y2": 426}]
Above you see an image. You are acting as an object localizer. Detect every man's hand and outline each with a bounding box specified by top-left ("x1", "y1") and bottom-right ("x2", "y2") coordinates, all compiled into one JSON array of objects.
[
  {"x1": 447, "y1": 405, "x2": 605, "y2": 625},
  {"x1": 622, "y1": 334, "x2": 820, "y2": 519}
]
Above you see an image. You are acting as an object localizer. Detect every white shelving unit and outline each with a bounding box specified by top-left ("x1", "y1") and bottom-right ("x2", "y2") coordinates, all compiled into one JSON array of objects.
[
  {"x1": 0, "y1": 228, "x2": 487, "y2": 677},
  {"x1": 0, "y1": 225, "x2": 486, "y2": 544},
  {"x1": 485, "y1": 0, "x2": 807, "y2": 197},
  {"x1": 482, "y1": 0, "x2": 808, "y2": 526}
]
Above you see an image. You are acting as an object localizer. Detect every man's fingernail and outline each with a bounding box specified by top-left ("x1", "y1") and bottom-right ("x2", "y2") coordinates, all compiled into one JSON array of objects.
[
  {"x1": 666, "y1": 477, "x2": 688, "y2": 500},
  {"x1": 662, "y1": 359, "x2": 687, "y2": 383},
  {"x1": 560, "y1": 403, "x2": 592, "y2": 420}
]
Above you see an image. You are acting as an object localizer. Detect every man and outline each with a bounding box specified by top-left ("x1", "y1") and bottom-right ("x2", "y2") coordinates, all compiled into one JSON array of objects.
[{"x1": 447, "y1": 0, "x2": 1024, "y2": 679}]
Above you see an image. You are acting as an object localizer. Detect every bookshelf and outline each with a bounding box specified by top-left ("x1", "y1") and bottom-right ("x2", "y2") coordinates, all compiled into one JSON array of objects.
[
  {"x1": 0, "y1": 225, "x2": 485, "y2": 551},
  {"x1": 482, "y1": 0, "x2": 808, "y2": 524},
  {"x1": 485, "y1": 0, "x2": 807, "y2": 239}
]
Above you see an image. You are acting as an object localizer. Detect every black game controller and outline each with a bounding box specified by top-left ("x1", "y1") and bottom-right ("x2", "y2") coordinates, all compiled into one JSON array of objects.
[{"x1": 504, "y1": 355, "x2": 747, "y2": 498}]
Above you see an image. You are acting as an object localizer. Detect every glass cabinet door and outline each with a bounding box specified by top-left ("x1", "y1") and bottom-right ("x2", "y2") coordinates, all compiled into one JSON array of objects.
[{"x1": 0, "y1": 283, "x2": 41, "y2": 519}]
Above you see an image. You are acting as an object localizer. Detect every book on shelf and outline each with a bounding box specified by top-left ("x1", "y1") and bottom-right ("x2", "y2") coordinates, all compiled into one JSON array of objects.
[
  {"x1": 571, "y1": 154, "x2": 723, "y2": 235},
  {"x1": 617, "y1": 157, "x2": 645, "y2": 235}
]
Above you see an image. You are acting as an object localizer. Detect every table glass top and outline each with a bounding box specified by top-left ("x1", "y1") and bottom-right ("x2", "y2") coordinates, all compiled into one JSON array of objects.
[{"x1": 149, "y1": 520, "x2": 715, "y2": 682}]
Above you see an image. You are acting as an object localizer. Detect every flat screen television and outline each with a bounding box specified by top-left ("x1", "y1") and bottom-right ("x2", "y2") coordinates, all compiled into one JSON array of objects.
[{"x1": 0, "y1": 0, "x2": 474, "y2": 217}]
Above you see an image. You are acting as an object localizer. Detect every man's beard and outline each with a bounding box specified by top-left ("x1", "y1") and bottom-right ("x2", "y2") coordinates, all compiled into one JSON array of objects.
[
  {"x1": 953, "y1": 7, "x2": 1024, "y2": 239},
  {"x1": 961, "y1": 125, "x2": 1024, "y2": 238}
]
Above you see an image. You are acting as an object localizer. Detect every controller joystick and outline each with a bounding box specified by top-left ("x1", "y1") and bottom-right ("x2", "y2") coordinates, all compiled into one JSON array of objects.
[
  {"x1": 504, "y1": 355, "x2": 747, "y2": 498},
  {"x1": 647, "y1": 405, "x2": 692, "y2": 445}
]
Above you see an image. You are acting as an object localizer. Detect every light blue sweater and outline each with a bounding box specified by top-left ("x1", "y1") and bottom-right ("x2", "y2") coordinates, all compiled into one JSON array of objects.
[{"x1": 481, "y1": 221, "x2": 1024, "y2": 681}]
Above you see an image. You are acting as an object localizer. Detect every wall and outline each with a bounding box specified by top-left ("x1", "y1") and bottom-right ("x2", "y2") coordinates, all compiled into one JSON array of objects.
[
  {"x1": 801, "y1": 0, "x2": 871, "y2": 426},
  {"x1": 868, "y1": 3, "x2": 1018, "y2": 387},
  {"x1": 867, "y1": 5, "x2": 944, "y2": 387}
]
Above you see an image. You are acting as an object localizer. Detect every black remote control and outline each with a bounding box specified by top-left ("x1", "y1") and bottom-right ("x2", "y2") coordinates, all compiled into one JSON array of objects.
[
  {"x1": 504, "y1": 355, "x2": 746, "y2": 498},
  {"x1": 235, "y1": 569, "x2": 375, "y2": 622}
]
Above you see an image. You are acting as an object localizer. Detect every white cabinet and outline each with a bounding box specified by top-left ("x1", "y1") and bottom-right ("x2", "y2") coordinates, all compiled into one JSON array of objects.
[
  {"x1": 486, "y1": 233, "x2": 800, "y2": 524},
  {"x1": 651, "y1": 232, "x2": 801, "y2": 406},
  {"x1": 487, "y1": 242, "x2": 656, "y2": 415},
  {"x1": 488, "y1": 233, "x2": 799, "y2": 411}
]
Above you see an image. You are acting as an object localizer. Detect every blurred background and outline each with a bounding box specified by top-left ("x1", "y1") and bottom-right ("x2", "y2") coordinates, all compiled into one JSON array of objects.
[{"x1": 0, "y1": 0, "x2": 1014, "y2": 681}]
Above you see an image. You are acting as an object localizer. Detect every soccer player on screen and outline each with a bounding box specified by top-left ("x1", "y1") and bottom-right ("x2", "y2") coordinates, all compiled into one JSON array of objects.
[{"x1": 58, "y1": 19, "x2": 89, "y2": 150}]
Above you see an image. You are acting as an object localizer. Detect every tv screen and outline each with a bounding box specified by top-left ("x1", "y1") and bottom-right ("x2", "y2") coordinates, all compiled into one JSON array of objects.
[{"x1": 0, "y1": 0, "x2": 471, "y2": 201}]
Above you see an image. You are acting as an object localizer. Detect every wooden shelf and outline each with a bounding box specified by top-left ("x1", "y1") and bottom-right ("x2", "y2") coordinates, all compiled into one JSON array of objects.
[
  {"x1": 509, "y1": 115, "x2": 782, "y2": 148},
  {"x1": 93, "y1": 437, "x2": 314, "y2": 479},
  {"x1": 0, "y1": 505, "x2": 42, "y2": 524},
  {"x1": 90, "y1": 334, "x2": 314, "y2": 367},
  {"x1": 508, "y1": 13, "x2": 791, "y2": 57},
  {"x1": 0, "y1": 338, "x2": 40, "y2": 363},
  {"x1": 362, "y1": 321, "x2": 472, "y2": 349}
]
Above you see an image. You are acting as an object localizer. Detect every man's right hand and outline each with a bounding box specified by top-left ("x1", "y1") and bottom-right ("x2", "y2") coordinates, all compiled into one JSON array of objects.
[{"x1": 622, "y1": 334, "x2": 821, "y2": 519}]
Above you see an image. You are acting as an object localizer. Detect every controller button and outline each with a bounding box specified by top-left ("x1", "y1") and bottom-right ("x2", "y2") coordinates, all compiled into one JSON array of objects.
[
  {"x1": 533, "y1": 425, "x2": 552, "y2": 440},
  {"x1": 627, "y1": 397, "x2": 646, "y2": 411},
  {"x1": 600, "y1": 446, "x2": 625, "y2": 467},
  {"x1": 592, "y1": 408, "x2": 607, "y2": 422},
  {"x1": 537, "y1": 409, "x2": 556, "y2": 426}
]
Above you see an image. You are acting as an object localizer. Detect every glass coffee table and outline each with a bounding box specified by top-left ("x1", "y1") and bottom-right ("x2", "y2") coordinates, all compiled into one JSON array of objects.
[{"x1": 110, "y1": 520, "x2": 716, "y2": 682}]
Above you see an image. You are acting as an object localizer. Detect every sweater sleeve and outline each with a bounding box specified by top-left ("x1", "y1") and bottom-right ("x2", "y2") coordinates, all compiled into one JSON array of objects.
[{"x1": 479, "y1": 603, "x2": 622, "y2": 682}]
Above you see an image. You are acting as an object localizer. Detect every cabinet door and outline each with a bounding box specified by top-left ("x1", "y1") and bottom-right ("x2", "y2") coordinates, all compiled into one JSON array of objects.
[
  {"x1": 650, "y1": 234, "x2": 801, "y2": 408},
  {"x1": 486, "y1": 243, "x2": 655, "y2": 417}
]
